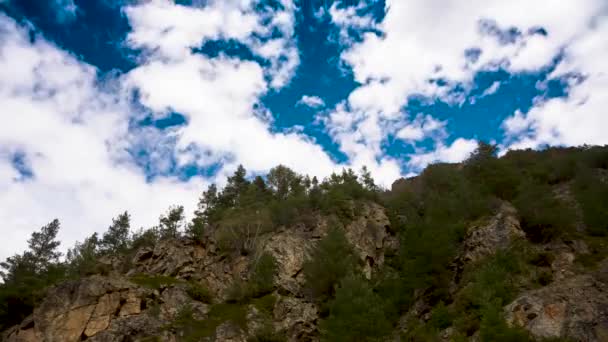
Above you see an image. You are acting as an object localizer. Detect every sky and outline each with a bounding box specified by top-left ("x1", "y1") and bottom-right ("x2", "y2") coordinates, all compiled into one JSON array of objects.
[{"x1": 0, "y1": 0, "x2": 607, "y2": 260}]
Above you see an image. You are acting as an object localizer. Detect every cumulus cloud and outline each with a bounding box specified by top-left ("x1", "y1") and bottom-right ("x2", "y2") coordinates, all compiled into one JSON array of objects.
[
  {"x1": 407, "y1": 138, "x2": 478, "y2": 171},
  {"x1": 124, "y1": 0, "x2": 338, "y2": 179},
  {"x1": 502, "y1": 14, "x2": 608, "y2": 149},
  {"x1": 325, "y1": 0, "x2": 606, "y2": 176},
  {"x1": 297, "y1": 95, "x2": 325, "y2": 108},
  {"x1": 0, "y1": 14, "x2": 205, "y2": 260},
  {"x1": 396, "y1": 114, "x2": 446, "y2": 143}
]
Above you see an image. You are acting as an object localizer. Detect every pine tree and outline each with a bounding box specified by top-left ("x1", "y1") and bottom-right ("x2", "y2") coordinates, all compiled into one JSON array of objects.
[
  {"x1": 159, "y1": 205, "x2": 185, "y2": 239},
  {"x1": 0, "y1": 219, "x2": 65, "y2": 329},
  {"x1": 320, "y1": 275, "x2": 391, "y2": 342},
  {"x1": 67, "y1": 233, "x2": 100, "y2": 276},
  {"x1": 26, "y1": 219, "x2": 62, "y2": 273},
  {"x1": 100, "y1": 211, "x2": 131, "y2": 254}
]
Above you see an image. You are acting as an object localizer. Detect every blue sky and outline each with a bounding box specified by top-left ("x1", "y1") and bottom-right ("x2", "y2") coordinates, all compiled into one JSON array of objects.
[{"x1": 0, "y1": 0, "x2": 606, "y2": 258}]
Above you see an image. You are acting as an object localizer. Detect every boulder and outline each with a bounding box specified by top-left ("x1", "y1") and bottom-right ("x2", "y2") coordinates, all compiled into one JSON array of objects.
[{"x1": 505, "y1": 273, "x2": 608, "y2": 341}]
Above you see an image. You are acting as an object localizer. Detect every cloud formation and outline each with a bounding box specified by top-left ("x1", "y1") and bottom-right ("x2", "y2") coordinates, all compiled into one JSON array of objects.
[{"x1": 297, "y1": 95, "x2": 325, "y2": 108}]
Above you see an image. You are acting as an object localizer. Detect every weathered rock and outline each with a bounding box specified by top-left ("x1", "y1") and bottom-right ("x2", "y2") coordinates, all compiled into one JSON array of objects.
[
  {"x1": 344, "y1": 202, "x2": 395, "y2": 279},
  {"x1": 214, "y1": 321, "x2": 247, "y2": 342},
  {"x1": 264, "y1": 231, "x2": 309, "y2": 294},
  {"x1": 3, "y1": 316, "x2": 39, "y2": 342},
  {"x1": 459, "y1": 202, "x2": 524, "y2": 264},
  {"x1": 505, "y1": 274, "x2": 608, "y2": 341},
  {"x1": 274, "y1": 296, "x2": 318, "y2": 341}
]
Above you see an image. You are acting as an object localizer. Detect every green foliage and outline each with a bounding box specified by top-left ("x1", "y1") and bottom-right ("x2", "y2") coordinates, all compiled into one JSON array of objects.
[
  {"x1": 66, "y1": 233, "x2": 100, "y2": 277},
  {"x1": 0, "y1": 219, "x2": 66, "y2": 330},
  {"x1": 180, "y1": 302, "x2": 247, "y2": 339},
  {"x1": 320, "y1": 275, "x2": 391, "y2": 342},
  {"x1": 573, "y1": 168, "x2": 608, "y2": 236},
  {"x1": 216, "y1": 207, "x2": 272, "y2": 255},
  {"x1": 130, "y1": 274, "x2": 181, "y2": 290},
  {"x1": 303, "y1": 228, "x2": 359, "y2": 302},
  {"x1": 513, "y1": 180, "x2": 575, "y2": 242},
  {"x1": 248, "y1": 324, "x2": 286, "y2": 342},
  {"x1": 131, "y1": 226, "x2": 159, "y2": 250},
  {"x1": 478, "y1": 301, "x2": 532, "y2": 342},
  {"x1": 249, "y1": 252, "x2": 278, "y2": 297},
  {"x1": 100, "y1": 211, "x2": 131, "y2": 254},
  {"x1": 158, "y1": 205, "x2": 185, "y2": 239},
  {"x1": 186, "y1": 281, "x2": 212, "y2": 304},
  {"x1": 428, "y1": 301, "x2": 453, "y2": 331}
]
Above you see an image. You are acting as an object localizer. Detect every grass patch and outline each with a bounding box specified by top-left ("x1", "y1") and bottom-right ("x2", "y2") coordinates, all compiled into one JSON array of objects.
[
  {"x1": 130, "y1": 274, "x2": 181, "y2": 289},
  {"x1": 170, "y1": 302, "x2": 249, "y2": 341}
]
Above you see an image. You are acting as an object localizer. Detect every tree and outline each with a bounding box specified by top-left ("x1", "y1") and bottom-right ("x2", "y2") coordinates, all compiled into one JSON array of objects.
[
  {"x1": 188, "y1": 190, "x2": 211, "y2": 242},
  {"x1": 222, "y1": 165, "x2": 250, "y2": 207},
  {"x1": 27, "y1": 219, "x2": 62, "y2": 272},
  {"x1": 0, "y1": 219, "x2": 66, "y2": 330},
  {"x1": 67, "y1": 233, "x2": 100, "y2": 276},
  {"x1": 249, "y1": 252, "x2": 278, "y2": 296},
  {"x1": 359, "y1": 166, "x2": 379, "y2": 193},
  {"x1": 267, "y1": 165, "x2": 302, "y2": 200},
  {"x1": 303, "y1": 228, "x2": 359, "y2": 302},
  {"x1": 320, "y1": 275, "x2": 391, "y2": 342},
  {"x1": 466, "y1": 141, "x2": 498, "y2": 165},
  {"x1": 159, "y1": 205, "x2": 185, "y2": 239},
  {"x1": 100, "y1": 212, "x2": 131, "y2": 254}
]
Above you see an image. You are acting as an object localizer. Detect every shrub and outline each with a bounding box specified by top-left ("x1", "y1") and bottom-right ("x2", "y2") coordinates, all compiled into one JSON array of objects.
[
  {"x1": 186, "y1": 281, "x2": 212, "y2": 303},
  {"x1": 302, "y1": 228, "x2": 359, "y2": 302},
  {"x1": 320, "y1": 275, "x2": 391, "y2": 342},
  {"x1": 250, "y1": 253, "x2": 278, "y2": 297},
  {"x1": 573, "y1": 168, "x2": 608, "y2": 236},
  {"x1": 513, "y1": 181, "x2": 575, "y2": 242}
]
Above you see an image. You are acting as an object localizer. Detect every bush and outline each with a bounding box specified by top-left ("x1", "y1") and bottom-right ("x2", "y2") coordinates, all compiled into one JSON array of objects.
[
  {"x1": 513, "y1": 181, "x2": 575, "y2": 242},
  {"x1": 573, "y1": 168, "x2": 608, "y2": 236},
  {"x1": 186, "y1": 281, "x2": 212, "y2": 303},
  {"x1": 250, "y1": 253, "x2": 278, "y2": 297},
  {"x1": 303, "y1": 228, "x2": 359, "y2": 302},
  {"x1": 320, "y1": 275, "x2": 391, "y2": 342}
]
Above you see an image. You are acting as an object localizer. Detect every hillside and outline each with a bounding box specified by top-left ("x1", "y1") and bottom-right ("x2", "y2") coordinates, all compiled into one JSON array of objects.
[{"x1": 2, "y1": 144, "x2": 608, "y2": 342}]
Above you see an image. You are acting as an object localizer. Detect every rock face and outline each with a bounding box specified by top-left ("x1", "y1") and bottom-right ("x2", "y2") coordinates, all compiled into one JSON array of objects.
[
  {"x1": 458, "y1": 202, "x2": 525, "y2": 265},
  {"x1": 504, "y1": 273, "x2": 608, "y2": 341},
  {"x1": 451, "y1": 202, "x2": 525, "y2": 285},
  {"x1": 2, "y1": 202, "x2": 397, "y2": 342},
  {"x1": 2, "y1": 276, "x2": 166, "y2": 342}
]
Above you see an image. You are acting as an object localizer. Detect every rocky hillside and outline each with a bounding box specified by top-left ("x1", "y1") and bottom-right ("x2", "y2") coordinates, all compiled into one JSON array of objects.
[{"x1": 2, "y1": 144, "x2": 608, "y2": 341}]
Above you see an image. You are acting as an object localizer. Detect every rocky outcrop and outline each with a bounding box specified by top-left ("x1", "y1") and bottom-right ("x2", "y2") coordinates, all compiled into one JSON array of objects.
[
  {"x1": 451, "y1": 202, "x2": 525, "y2": 286},
  {"x1": 2, "y1": 276, "x2": 165, "y2": 342},
  {"x1": 459, "y1": 202, "x2": 525, "y2": 265},
  {"x1": 504, "y1": 260, "x2": 608, "y2": 341},
  {"x1": 343, "y1": 202, "x2": 397, "y2": 279},
  {"x1": 3, "y1": 202, "x2": 396, "y2": 342}
]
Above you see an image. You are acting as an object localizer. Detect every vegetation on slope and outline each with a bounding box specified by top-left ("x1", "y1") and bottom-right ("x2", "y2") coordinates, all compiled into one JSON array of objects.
[{"x1": 1, "y1": 143, "x2": 607, "y2": 341}]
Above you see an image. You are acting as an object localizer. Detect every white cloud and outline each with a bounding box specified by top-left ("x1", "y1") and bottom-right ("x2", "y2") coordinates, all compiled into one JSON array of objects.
[
  {"x1": 324, "y1": 0, "x2": 606, "y2": 178},
  {"x1": 0, "y1": 14, "x2": 206, "y2": 261},
  {"x1": 125, "y1": 0, "x2": 299, "y2": 89},
  {"x1": 407, "y1": 138, "x2": 478, "y2": 171},
  {"x1": 396, "y1": 114, "x2": 446, "y2": 142},
  {"x1": 297, "y1": 95, "x2": 325, "y2": 108},
  {"x1": 502, "y1": 14, "x2": 608, "y2": 150},
  {"x1": 124, "y1": 0, "x2": 338, "y2": 180}
]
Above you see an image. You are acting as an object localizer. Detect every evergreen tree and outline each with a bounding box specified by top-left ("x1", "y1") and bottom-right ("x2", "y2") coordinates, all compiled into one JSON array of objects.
[
  {"x1": 267, "y1": 165, "x2": 302, "y2": 199},
  {"x1": 303, "y1": 227, "x2": 358, "y2": 302},
  {"x1": 27, "y1": 219, "x2": 62, "y2": 272},
  {"x1": 0, "y1": 219, "x2": 65, "y2": 329},
  {"x1": 100, "y1": 211, "x2": 131, "y2": 254},
  {"x1": 222, "y1": 165, "x2": 249, "y2": 207},
  {"x1": 320, "y1": 275, "x2": 391, "y2": 342},
  {"x1": 67, "y1": 233, "x2": 100, "y2": 276},
  {"x1": 159, "y1": 205, "x2": 185, "y2": 239}
]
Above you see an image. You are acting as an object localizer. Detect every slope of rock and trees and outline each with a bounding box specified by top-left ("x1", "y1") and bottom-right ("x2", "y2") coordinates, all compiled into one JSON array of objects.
[{"x1": 1, "y1": 144, "x2": 608, "y2": 341}]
